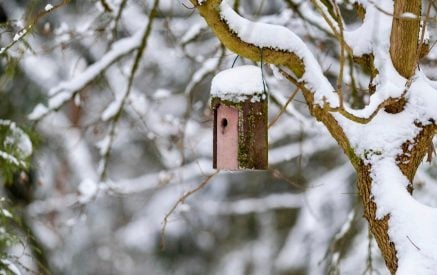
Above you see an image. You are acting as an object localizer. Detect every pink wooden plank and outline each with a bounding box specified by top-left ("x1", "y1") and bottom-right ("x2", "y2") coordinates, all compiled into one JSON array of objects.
[{"x1": 216, "y1": 105, "x2": 239, "y2": 170}]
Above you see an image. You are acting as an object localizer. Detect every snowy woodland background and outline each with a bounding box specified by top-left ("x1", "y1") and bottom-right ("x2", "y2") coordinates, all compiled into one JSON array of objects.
[{"x1": 1, "y1": 0, "x2": 437, "y2": 274}]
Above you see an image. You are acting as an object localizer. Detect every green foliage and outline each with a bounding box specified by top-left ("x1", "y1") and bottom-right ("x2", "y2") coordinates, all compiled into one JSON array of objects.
[
  {"x1": 3, "y1": 57, "x2": 18, "y2": 79},
  {"x1": 0, "y1": 120, "x2": 33, "y2": 182},
  {"x1": 0, "y1": 197, "x2": 49, "y2": 274},
  {"x1": 0, "y1": 198, "x2": 22, "y2": 275}
]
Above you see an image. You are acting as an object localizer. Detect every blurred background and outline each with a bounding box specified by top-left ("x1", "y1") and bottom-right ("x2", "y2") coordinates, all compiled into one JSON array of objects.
[{"x1": 1, "y1": 0, "x2": 437, "y2": 274}]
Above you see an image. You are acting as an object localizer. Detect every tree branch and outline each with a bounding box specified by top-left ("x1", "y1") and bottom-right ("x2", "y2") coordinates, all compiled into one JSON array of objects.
[
  {"x1": 0, "y1": 0, "x2": 70, "y2": 56},
  {"x1": 278, "y1": 68, "x2": 360, "y2": 166},
  {"x1": 190, "y1": 0, "x2": 305, "y2": 77},
  {"x1": 160, "y1": 170, "x2": 219, "y2": 250},
  {"x1": 99, "y1": 0, "x2": 161, "y2": 180},
  {"x1": 389, "y1": 0, "x2": 421, "y2": 78}
]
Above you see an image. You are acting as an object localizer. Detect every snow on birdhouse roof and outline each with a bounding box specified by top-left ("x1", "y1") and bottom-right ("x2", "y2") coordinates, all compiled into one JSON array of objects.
[
  {"x1": 218, "y1": 0, "x2": 337, "y2": 107},
  {"x1": 211, "y1": 65, "x2": 266, "y2": 102}
]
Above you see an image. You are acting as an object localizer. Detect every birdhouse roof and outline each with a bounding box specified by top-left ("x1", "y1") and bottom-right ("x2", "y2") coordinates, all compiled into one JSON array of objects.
[{"x1": 211, "y1": 65, "x2": 266, "y2": 102}]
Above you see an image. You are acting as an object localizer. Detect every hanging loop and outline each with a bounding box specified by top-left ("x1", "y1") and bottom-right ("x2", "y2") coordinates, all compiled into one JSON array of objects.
[{"x1": 231, "y1": 55, "x2": 240, "y2": 68}]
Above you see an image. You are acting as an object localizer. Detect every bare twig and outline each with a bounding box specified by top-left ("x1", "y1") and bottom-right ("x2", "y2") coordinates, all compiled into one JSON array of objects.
[
  {"x1": 323, "y1": 206, "x2": 359, "y2": 271},
  {"x1": 160, "y1": 170, "x2": 220, "y2": 250},
  {"x1": 99, "y1": 0, "x2": 161, "y2": 180},
  {"x1": 268, "y1": 87, "x2": 300, "y2": 128},
  {"x1": 311, "y1": 0, "x2": 340, "y2": 37},
  {"x1": 415, "y1": 0, "x2": 433, "y2": 66},
  {"x1": 368, "y1": 0, "x2": 436, "y2": 22},
  {"x1": 0, "y1": 0, "x2": 70, "y2": 56},
  {"x1": 406, "y1": 235, "x2": 421, "y2": 251},
  {"x1": 278, "y1": 67, "x2": 409, "y2": 125},
  {"x1": 362, "y1": 229, "x2": 381, "y2": 275},
  {"x1": 330, "y1": 0, "x2": 346, "y2": 108},
  {"x1": 283, "y1": 0, "x2": 336, "y2": 38},
  {"x1": 99, "y1": 0, "x2": 113, "y2": 12},
  {"x1": 111, "y1": 0, "x2": 128, "y2": 43},
  {"x1": 310, "y1": 0, "x2": 353, "y2": 56},
  {"x1": 270, "y1": 168, "x2": 306, "y2": 190}
]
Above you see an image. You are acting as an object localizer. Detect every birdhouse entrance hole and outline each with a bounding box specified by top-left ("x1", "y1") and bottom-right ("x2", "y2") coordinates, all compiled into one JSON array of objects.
[
  {"x1": 210, "y1": 65, "x2": 268, "y2": 170},
  {"x1": 221, "y1": 118, "x2": 228, "y2": 132}
]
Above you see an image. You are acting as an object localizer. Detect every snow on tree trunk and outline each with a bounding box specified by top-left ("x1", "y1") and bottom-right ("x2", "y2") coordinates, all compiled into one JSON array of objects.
[
  {"x1": 7, "y1": 0, "x2": 437, "y2": 273},
  {"x1": 192, "y1": 0, "x2": 437, "y2": 273}
]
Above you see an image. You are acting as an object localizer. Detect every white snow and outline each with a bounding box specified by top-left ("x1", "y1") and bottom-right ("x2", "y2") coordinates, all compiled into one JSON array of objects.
[
  {"x1": 78, "y1": 179, "x2": 98, "y2": 203},
  {"x1": 109, "y1": 159, "x2": 213, "y2": 194},
  {"x1": 0, "y1": 120, "x2": 32, "y2": 164},
  {"x1": 401, "y1": 12, "x2": 417, "y2": 19},
  {"x1": 185, "y1": 57, "x2": 220, "y2": 96},
  {"x1": 321, "y1": 0, "x2": 437, "y2": 271},
  {"x1": 13, "y1": 28, "x2": 27, "y2": 42},
  {"x1": 219, "y1": 0, "x2": 338, "y2": 106},
  {"x1": 12, "y1": 124, "x2": 32, "y2": 158},
  {"x1": 28, "y1": 23, "x2": 149, "y2": 120},
  {"x1": 276, "y1": 164, "x2": 354, "y2": 273},
  {"x1": 344, "y1": 0, "x2": 392, "y2": 56},
  {"x1": 28, "y1": 104, "x2": 49, "y2": 120},
  {"x1": 269, "y1": 135, "x2": 334, "y2": 165},
  {"x1": 294, "y1": 1, "x2": 333, "y2": 34},
  {"x1": 0, "y1": 260, "x2": 21, "y2": 275},
  {"x1": 201, "y1": 193, "x2": 302, "y2": 215},
  {"x1": 334, "y1": 22, "x2": 437, "y2": 275},
  {"x1": 0, "y1": 151, "x2": 21, "y2": 166},
  {"x1": 220, "y1": 2, "x2": 303, "y2": 52},
  {"x1": 73, "y1": 93, "x2": 81, "y2": 106},
  {"x1": 96, "y1": 135, "x2": 111, "y2": 156},
  {"x1": 312, "y1": 0, "x2": 340, "y2": 33},
  {"x1": 1, "y1": 209, "x2": 13, "y2": 218},
  {"x1": 211, "y1": 65, "x2": 265, "y2": 102},
  {"x1": 101, "y1": 98, "x2": 123, "y2": 121},
  {"x1": 153, "y1": 89, "x2": 172, "y2": 99},
  {"x1": 15, "y1": 0, "x2": 437, "y2": 273},
  {"x1": 181, "y1": 21, "x2": 206, "y2": 44},
  {"x1": 36, "y1": 112, "x2": 98, "y2": 186},
  {"x1": 45, "y1": 4, "x2": 54, "y2": 11},
  {"x1": 336, "y1": 71, "x2": 437, "y2": 162},
  {"x1": 371, "y1": 159, "x2": 437, "y2": 274},
  {"x1": 22, "y1": 56, "x2": 59, "y2": 88}
]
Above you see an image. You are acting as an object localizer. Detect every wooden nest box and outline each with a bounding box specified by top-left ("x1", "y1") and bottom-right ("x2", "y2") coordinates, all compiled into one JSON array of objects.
[{"x1": 211, "y1": 65, "x2": 268, "y2": 170}]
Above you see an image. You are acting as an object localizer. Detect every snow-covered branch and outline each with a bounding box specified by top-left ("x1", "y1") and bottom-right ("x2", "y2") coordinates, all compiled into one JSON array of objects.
[
  {"x1": 98, "y1": 0, "x2": 160, "y2": 180},
  {"x1": 27, "y1": 23, "x2": 147, "y2": 121},
  {"x1": 192, "y1": 0, "x2": 338, "y2": 107}
]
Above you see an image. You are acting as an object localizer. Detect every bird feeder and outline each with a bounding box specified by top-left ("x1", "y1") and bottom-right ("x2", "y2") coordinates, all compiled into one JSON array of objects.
[{"x1": 211, "y1": 65, "x2": 268, "y2": 170}]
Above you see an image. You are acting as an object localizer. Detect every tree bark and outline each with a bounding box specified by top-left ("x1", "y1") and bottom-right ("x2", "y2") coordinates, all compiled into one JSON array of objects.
[
  {"x1": 390, "y1": 0, "x2": 421, "y2": 79},
  {"x1": 356, "y1": 124, "x2": 436, "y2": 274},
  {"x1": 191, "y1": 0, "x2": 437, "y2": 273},
  {"x1": 356, "y1": 164, "x2": 398, "y2": 273},
  {"x1": 191, "y1": 0, "x2": 305, "y2": 77}
]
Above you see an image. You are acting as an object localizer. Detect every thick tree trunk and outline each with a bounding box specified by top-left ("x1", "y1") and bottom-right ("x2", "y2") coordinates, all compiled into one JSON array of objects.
[
  {"x1": 354, "y1": 1, "x2": 423, "y2": 272},
  {"x1": 356, "y1": 164, "x2": 398, "y2": 273},
  {"x1": 191, "y1": 0, "x2": 437, "y2": 273},
  {"x1": 356, "y1": 124, "x2": 436, "y2": 274}
]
